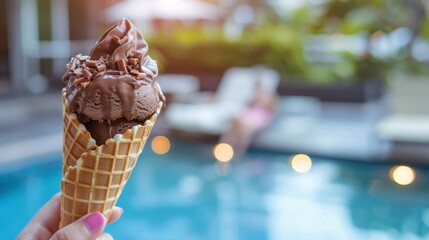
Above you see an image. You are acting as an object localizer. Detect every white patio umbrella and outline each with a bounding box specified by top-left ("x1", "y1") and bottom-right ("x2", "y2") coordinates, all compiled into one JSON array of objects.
[{"x1": 104, "y1": 0, "x2": 223, "y2": 22}]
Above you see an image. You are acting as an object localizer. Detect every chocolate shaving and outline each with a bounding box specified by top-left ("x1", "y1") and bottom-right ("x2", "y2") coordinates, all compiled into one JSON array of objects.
[
  {"x1": 130, "y1": 69, "x2": 139, "y2": 76},
  {"x1": 117, "y1": 59, "x2": 128, "y2": 73},
  {"x1": 80, "y1": 81, "x2": 90, "y2": 89},
  {"x1": 86, "y1": 60, "x2": 98, "y2": 68},
  {"x1": 137, "y1": 72, "x2": 146, "y2": 80},
  {"x1": 97, "y1": 64, "x2": 106, "y2": 72},
  {"x1": 73, "y1": 77, "x2": 85, "y2": 86},
  {"x1": 83, "y1": 68, "x2": 93, "y2": 80},
  {"x1": 66, "y1": 47, "x2": 150, "y2": 88},
  {"x1": 88, "y1": 68, "x2": 98, "y2": 74},
  {"x1": 128, "y1": 58, "x2": 138, "y2": 65}
]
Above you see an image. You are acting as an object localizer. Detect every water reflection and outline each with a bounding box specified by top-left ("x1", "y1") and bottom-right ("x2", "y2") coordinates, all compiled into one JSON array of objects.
[{"x1": 215, "y1": 161, "x2": 231, "y2": 176}]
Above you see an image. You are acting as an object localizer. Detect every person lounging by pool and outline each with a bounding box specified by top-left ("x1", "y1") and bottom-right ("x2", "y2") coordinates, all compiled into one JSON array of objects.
[
  {"x1": 219, "y1": 80, "x2": 278, "y2": 157},
  {"x1": 17, "y1": 193, "x2": 123, "y2": 240}
]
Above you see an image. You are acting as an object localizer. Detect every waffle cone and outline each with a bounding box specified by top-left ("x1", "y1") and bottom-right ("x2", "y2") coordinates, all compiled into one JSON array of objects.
[{"x1": 60, "y1": 89, "x2": 162, "y2": 228}]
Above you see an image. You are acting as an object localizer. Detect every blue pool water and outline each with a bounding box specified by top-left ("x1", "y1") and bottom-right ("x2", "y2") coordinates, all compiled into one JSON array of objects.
[{"x1": 1, "y1": 139, "x2": 429, "y2": 239}]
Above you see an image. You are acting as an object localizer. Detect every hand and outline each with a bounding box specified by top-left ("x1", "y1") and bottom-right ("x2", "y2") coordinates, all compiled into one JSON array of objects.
[{"x1": 17, "y1": 193, "x2": 123, "y2": 240}]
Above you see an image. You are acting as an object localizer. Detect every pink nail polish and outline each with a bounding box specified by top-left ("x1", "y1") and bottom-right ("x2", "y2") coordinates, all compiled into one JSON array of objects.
[
  {"x1": 83, "y1": 212, "x2": 105, "y2": 233},
  {"x1": 118, "y1": 207, "x2": 124, "y2": 215}
]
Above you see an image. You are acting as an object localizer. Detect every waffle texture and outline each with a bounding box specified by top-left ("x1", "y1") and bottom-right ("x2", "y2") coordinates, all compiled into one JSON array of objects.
[{"x1": 60, "y1": 89, "x2": 161, "y2": 228}]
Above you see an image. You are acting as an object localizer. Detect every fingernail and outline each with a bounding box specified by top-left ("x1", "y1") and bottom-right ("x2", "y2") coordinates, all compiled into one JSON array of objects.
[
  {"x1": 117, "y1": 207, "x2": 124, "y2": 215},
  {"x1": 83, "y1": 212, "x2": 105, "y2": 233}
]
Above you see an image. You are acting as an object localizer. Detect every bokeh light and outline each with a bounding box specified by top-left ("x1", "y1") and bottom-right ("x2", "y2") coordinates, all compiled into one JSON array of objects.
[
  {"x1": 213, "y1": 143, "x2": 234, "y2": 162},
  {"x1": 390, "y1": 165, "x2": 416, "y2": 186},
  {"x1": 151, "y1": 136, "x2": 171, "y2": 155},
  {"x1": 290, "y1": 154, "x2": 312, "y2": 173}
]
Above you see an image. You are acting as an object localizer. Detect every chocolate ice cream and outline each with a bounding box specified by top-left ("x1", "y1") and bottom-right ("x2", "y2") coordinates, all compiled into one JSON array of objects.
[{"x1": 63, "y1": 18, "x2": 165, "y2": 145}]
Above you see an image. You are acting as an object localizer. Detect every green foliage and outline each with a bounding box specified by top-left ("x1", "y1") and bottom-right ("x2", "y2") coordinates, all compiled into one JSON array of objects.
[
  {"x1": 149, "y1": 0, "x2": 429, "y2": 84},
  {"x1": 149, "y1": 26, "x2": 310, "y2": 81}
]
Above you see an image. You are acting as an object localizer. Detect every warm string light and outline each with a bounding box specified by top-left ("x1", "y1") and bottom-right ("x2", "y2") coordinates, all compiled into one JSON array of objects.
[
  {"x1": 390, "y1": 165, "x2": 416, "y2": 186},
  {"x1": 290, "y1": 154, "x2": 312, "y2": 173},
  {"x1": 151, "y1": 136, "x2": 171, "y2": 155}
]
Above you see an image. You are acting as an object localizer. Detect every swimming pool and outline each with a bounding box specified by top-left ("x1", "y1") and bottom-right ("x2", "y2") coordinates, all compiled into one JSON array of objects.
[{"x1": 1, "y1": 138, "x2": 429, "y2": 239}]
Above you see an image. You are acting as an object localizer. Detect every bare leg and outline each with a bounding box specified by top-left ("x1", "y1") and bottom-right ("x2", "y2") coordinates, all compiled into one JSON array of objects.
[
  {"x1": 233, "y1": 121, "x2": 258, "y2": 157},
  {"x1": 220, "y1": 116, "x2": 261, "y2": 158},
  {"x1": 219, "y1": 117, "x2": 241, "y2": 148}
]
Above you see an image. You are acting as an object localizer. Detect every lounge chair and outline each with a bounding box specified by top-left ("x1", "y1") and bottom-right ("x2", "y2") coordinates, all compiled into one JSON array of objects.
[
  {"x1": 377, "y1": 76, "x2": 429, "y2": 142},
  {"x1": 164, "y1": 66, "x2": 280, "y2": 135},
  {"x1": 377, "y1": 76, "x2": 429, "y2": 160}
]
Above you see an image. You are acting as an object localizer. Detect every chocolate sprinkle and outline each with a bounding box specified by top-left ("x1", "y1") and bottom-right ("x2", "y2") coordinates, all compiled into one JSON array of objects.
[
  {"x1": 83, "y1": 68, "x2": 93, "y2": 80},
  {"x1": 130, "y1": 69, "x2": 139, "y2": 76},
  {"x1": 97, "y1": 64, "x2": 106, "y2": 72},
  {"x1": 65, "y1": 45, "x2": 150, "y2": 85},
  {"x1": 73, "y1": 77, "x2": 85, "y2": 86},
  {"x1": 86, "y1": 60, "x2": 98, "y2": 68},
  {"x1": 128, "y1": 58, "x2": 138, "y2": 65},
  {"x1": 137, "y1": 73, "x2": 146, "y2": 80},
  {"x1": 117, "y1": 59, "x2": 128, "y2": 73},
  {"x1": 80, "y1": 81, "x2": 90, "y2": 89}
]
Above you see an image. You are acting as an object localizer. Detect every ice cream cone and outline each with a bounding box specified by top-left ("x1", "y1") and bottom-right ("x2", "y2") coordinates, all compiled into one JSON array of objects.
[{"x1": 60, "y1": 89, "x2": 162, "y2": 228}]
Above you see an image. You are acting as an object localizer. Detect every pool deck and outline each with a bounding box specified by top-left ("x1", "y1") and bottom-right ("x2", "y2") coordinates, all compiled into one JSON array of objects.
[
  {"x1": 0, "y1": 93, "x2": 62, "y2": 166},
  {"x1": 0, "y1": 92, "x2": 428, "y2": 168},
  {"x1": 254, "y1": 96, "x2": 391, "y2": 161}
]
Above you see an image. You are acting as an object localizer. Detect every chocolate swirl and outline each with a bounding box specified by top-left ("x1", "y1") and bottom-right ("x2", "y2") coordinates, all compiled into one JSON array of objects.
[
  {"x1": 90, "y1": 18, "x2": 147, "y2": 70},
  {"x1": 63, "y1": 18, "x2": 164, "y2": 125}
]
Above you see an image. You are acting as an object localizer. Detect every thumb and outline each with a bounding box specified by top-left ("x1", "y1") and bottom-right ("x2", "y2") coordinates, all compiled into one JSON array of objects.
[{"x1": 51, "y1": 212, "x2": 106, "y2": 240}]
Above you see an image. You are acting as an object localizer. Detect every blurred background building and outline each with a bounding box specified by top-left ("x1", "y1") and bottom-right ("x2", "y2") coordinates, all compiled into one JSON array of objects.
[{"x1": 1, "y1": 0, "x2": 429, "y2": 239}]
